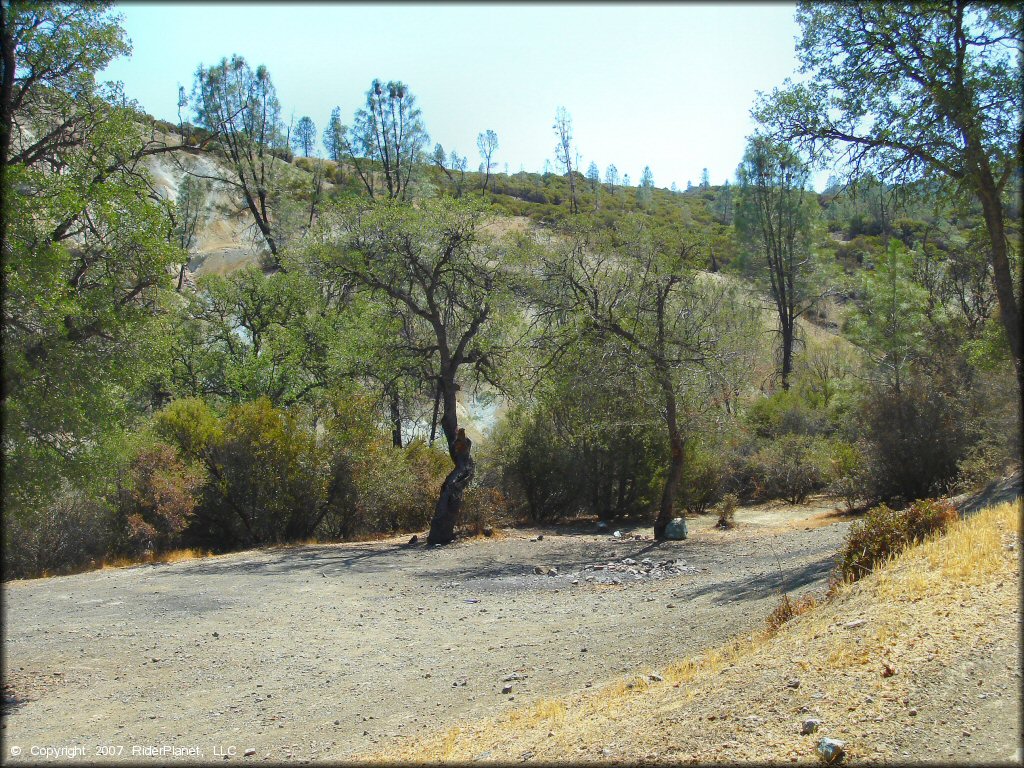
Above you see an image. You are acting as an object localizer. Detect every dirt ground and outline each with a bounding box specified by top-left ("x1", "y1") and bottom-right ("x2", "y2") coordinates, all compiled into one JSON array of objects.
[{"x1": 2, "y1": 502, "x2": 852, "y2": 763}]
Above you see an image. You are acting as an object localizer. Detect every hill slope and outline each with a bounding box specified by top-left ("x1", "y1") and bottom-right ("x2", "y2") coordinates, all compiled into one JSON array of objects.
[{"x1": 363, "y1": 500, "x2": 1021, "y2": 764}]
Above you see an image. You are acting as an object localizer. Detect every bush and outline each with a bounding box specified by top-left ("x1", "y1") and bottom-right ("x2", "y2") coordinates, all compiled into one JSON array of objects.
[
  {"x1": 488, "y1": 354, "x2": 665, "y2": 524},
  {"x1": 826, "y1": 440, "x2": 872, "y2": 510},
  {"x1": 715, "y1": 493, "x2": 739, "y2": 529},
  {"x1": 114, "y1": 442, "x2": 203, "y2": 557},
  {"x1": 459, "y1": 487, "x2": 510, "y2": 536},
  {"x1": 835, "y1": 498, "x2": 957, "y2": 583},
  {"x1": 745, "y1": 389, "x2": 827, "y2": 439},
  {"x1": 155, "y1": 395, "x2": 449, "y2": 551},
  {"x1": 3, "y1": 486, "x2": 114, "y2": 579},
  {"x1": 682, "y1": 444, "x2": 725, "y2": 514},
  {"x1": 765, "y1": 592, "x2": 818, "y2": 634},
  {"x1": 752, "y1": 434, "x2": 833, "y2": 503},
  {"x1": 858, "y1": 377, "x2": 971, "y2": 502}
]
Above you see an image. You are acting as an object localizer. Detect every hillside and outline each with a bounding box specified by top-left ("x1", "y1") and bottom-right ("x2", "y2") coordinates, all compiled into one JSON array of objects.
[{"x1": 362, "y1": 498, "x2": 1022, "y2": 764}]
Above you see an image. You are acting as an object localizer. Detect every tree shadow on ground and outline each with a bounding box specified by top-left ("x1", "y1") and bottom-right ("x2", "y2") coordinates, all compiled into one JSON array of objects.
[
  {"x1": 683, "y1": 556, "x2": 835, "y2": 605},
  {"x1": 151, "y1": 541, "x2": 419, "y2": 579},
  {"x1": 151, "y1": 529, "x2": 681, "y2": 582}
]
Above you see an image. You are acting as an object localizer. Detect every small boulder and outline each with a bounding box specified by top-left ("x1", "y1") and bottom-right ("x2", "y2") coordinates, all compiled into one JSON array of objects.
[
  {"x1": 664, "y1": 518, "x2": 688, "y2": 540},
  {"x1": 547, "y1": 567, "x2": 558, "y2": 577},
  {"x1": 408, "y1": 534, "x2": 419, "y2": 545},
  {"x1": 787, "y1": 678, "x2": 801, "y2": 689},
  {"x1": 801, "y1": 718, "x2": 822, "y2": 735},
  {"x1": 502, "y1": 684, "x2": 513, "y2": 694},
  {"x1": 244, "y1": 748, "x2": 256, "y2": 757},
  {"x1": 816, "y1": 737, "x2": 845, "y2": 764},
  {"x1": 534, "y1": 566, "x2": 546, "y2": 575}
]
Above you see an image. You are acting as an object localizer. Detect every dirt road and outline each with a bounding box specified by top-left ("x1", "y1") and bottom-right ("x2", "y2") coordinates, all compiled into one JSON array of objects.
[{"x1": 2, "y1": 503, "x2": 850, "y2": 763}]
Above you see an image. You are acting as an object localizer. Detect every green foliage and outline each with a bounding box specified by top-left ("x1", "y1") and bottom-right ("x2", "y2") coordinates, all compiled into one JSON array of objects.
[
  {"x1": 846, "y1": 240, "x2": 930, "y2": 391},
  {"x1": 2, "y1": 2, "x2": 179, "y2": 530},
  {"x1": 681, "y1": 442, "x2": 727, "y2": 515},
  {"x1": 745, "y1": 389, "x2": 828, "y2": 439},
  {"x1": 486, "y1": 339, "x2": 666, "y2": 523},
  {"x1": 836, "y1": 499, "x2": 957, "y2": 583},
  {"x1": 167, "y1": 267, "x2": 343, "y2": 407},
  {"x1": 151, "y1": 394, "x2": 449, "y2": 552},
  {"x1": 751, "y1": 434, "x2": 834, "y2": 504}
]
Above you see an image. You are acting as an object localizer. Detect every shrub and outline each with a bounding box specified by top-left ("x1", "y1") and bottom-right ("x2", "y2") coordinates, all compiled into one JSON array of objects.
[
  {"x1": 682, "y1": 444, "x2": 725, "y2": 515},
  {"x1": 715, "y1": 493, "x2": 739, "y2": 529},
  {"x1": 488, "y1": 358, "x2": 665, "y2": 524},
  {"x1": 745, "y1": 389, "x2": 826, "y2": 439},
  {"x1": 752, "y1": 434, "x2": 833, "y2": 503},
  {"x1": 115, "y1": 443, "x2": 203, "y2": 557},
  {"x1": 154, "y1": 395, "x2": 451, "y2": 550},
  {"x1": 827, "y1": 440, "x2": 872, "y2": 510},
  {"x1": 459, "y1": 487, "x2": 510, "y2": 536},
  {"x1": 3, "y1": 486, "x2": 114, "y2": 579},
  {"x1": 765, "y1": 592, "x2": 818, "y2": 634},
  {"x1": 859, "y1": 377, "x2": 971, "y2": 501},
  {"x1": 835, "y1": 498, "x2": 957, "y2": 583}
]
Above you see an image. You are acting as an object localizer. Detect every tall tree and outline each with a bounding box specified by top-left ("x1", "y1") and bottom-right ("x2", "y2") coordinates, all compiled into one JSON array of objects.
[
  {"x1": 638, "y1": 165, "x2": 655, "y2": 208},
  {"x1": 534, "y1": 218, "x2": 746, "y2": 539},
  {"x1": 700, "y1": 167, "x2": 711, "y2": 189},
  {"x1": 171, "y1": 174, "x2": 209, "y2": 289},
  {"x1": 292, "y1": 115, "x2": 316, "y2": 158},
  {"x1": 476, "y1": 129, "x2": 498, "y2": 193},
  {"x1": 303, "y1": 199, "x2": 517, "y2": 545},
  {"x1": 348, "y1": 79, "x2": 428, "y2": 201},
  {"x1": 192, "y1": 55, "x2": 286, "y2": 267},
  {"x1": 322, "y1": 106, "x2": 346, "y2": 166},
  {"x1": 735, "y1": 136, "x2": 825, "y2": 390},
  {"x1": 604, "y1": 163, "x2": 619, "y2": 187},
  {"x1": 586, "y1": 161, "x2": 600, "y2": 193},
  {"x1": 552, "y1": 107, "x2": 579, "y2": 214},
  {"x1": 2, "y1": 1, "x2": 179, "y2": 515},
  {"x1": 754, "y1": 1, "x2": 1023, "y2": 393}
]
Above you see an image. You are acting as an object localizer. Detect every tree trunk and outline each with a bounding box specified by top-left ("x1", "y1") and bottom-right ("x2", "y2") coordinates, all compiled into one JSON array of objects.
[
  {"x1": 780, "y1": 317, "x2": 794, "y2": 390},
  {"x1": 0, "y1": 1, "x2": 15, "y2": 264},
  {"x1": 389, "y1": 389, "x2": 402, "y2": 448},
  {"x1": 427, "y1": 375, "x2": 472, "y2": 545},
  {"x1": 654, "y1": 383, "x2": 684, "y2": 540},
  {"x1": 428, "y1": 379, "x2": 442, "y2": 447},
  {"x1": 975, "y1": 179, "x2": 1023, "y2": 394},
  {"x1": 427, "y1": 427, "x2": 474, "y2": 545}
]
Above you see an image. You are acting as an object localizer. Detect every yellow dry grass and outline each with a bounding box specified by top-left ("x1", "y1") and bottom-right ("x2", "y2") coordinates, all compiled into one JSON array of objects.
[
  {"x1": 358, "y1": 500, "x2": 1021, "y2": 764},
  {"x1": 100, "y1": 547, "x2": 212, "y2": 571}
]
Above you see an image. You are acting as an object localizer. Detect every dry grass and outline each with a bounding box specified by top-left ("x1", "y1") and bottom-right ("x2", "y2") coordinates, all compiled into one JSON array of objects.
[
  {"x1": 359, "y1": 499, "x2": 1021, "y2": 764},
  {"x1": 100, "y1": 548, "x2": 212, "y2": 571}
]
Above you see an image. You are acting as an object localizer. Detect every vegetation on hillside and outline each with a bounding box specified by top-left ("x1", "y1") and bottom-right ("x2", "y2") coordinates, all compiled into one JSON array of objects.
[{"x1": 1, "y1": 1, "x2": 1019, "y2": 578}]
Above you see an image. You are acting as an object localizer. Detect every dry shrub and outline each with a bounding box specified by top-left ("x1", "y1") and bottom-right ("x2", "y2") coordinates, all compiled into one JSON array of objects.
[
  {"x1": 459, "y1": 487, "x2": 510, "y2": 536},
  {"x1": 835, "y1": 498, "x2": 957, "y2": 584},
  {"x1": 715, "y1": 493, "x2": 739, "y2": 529},
  {"x1": 116, "y1": 443, "x2": 203, "y2": 556},
  {"x1": 765, "y1": 592, "x2": 818, "y2": 634}
]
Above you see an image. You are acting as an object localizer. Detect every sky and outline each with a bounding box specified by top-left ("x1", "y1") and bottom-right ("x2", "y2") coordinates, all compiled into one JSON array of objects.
[{"x1": 102, "y1": 2, "x2": 825, "y2": 190}]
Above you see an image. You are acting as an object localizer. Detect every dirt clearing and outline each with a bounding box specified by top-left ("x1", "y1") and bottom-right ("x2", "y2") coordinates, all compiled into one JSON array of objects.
[{"x1": 3, "y1": 503, "x2": 849, "y2": 763}]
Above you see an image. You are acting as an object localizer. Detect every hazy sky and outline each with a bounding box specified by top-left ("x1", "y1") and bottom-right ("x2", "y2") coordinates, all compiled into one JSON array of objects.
[{"x1": 103, "y1": 3, "x2": 821, "y2": 189}]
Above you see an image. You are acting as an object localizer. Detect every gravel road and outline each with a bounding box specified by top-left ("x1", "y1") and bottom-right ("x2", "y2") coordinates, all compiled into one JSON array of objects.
[{"x1": 2, "y1": 503, "x2": 850, "y2": 763}]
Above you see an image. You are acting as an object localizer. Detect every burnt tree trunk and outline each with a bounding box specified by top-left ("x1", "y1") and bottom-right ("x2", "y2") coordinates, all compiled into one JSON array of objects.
[
  {"x1": 427, "y1": 427, "x2": 474, "y2": 545},
  {"x1": 427, "y1": 376, "x2": 473, "y2": 545}
]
